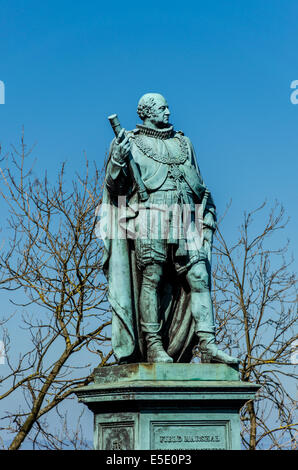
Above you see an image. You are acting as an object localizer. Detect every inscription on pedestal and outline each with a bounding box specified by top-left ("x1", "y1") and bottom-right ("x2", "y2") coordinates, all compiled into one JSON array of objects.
[
  {"x1": 151, "y1": 421, "x2": 229, "y2": 450},
  {"x1": 99, "y1": 422, "x2": 135, "y2": 450}
]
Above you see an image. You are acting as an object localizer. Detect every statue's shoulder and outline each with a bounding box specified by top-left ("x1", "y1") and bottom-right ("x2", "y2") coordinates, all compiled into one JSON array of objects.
[
  {"x1": 127, "y1": 128, "x2": 140, "y2": 138},
  {"x1": 174, "y1": 130, "x2": 192, "y2": 145},
  {"x1": 174, "y1": 130, "x2": 191, "y2": 140}
]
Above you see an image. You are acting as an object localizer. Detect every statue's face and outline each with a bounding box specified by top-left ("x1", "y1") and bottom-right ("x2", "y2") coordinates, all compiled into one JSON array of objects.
[{"x1": 147, "y1": 95, "x2": 170, "y2": 128}]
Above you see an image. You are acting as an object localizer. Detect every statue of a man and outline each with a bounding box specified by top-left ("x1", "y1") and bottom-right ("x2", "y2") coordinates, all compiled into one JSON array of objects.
[{"x1": 101, "y1": 93, "x2": 238, "y2": 365}]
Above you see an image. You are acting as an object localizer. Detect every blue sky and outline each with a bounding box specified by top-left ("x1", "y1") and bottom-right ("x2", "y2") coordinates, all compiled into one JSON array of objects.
[
  {"x1": 0, "y1": 0, "x2": 297, "y2": 447},
  {"x1": 0, "y1": 0, "x2": 297, "y2": 236}
]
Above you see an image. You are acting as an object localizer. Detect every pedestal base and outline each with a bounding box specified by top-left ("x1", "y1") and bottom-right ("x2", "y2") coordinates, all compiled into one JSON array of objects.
[{"x1": 75, "y1": 363, "x2": 260, "y2": 450}]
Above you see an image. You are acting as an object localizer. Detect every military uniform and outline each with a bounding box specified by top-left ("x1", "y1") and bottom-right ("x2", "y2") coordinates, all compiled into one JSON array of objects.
[
  {"x1": 106, "y1": 124, "x2": 217, "y2": 339},
  {"x1": 106, "y1": 124, "x2": 216, "y2": 272}
]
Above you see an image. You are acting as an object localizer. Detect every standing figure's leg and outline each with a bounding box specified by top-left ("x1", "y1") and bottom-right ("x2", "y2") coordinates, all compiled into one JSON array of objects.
[
  {"x1": 139, "y1": 263, "x2": 173, "y2": 363},
  {"x1": 186, "y1": 261, "x2": 239, "y2": 364}
]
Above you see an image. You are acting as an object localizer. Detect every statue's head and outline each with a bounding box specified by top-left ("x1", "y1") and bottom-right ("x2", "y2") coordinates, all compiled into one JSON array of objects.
[{"x1": 137, "y1": 93, "x2": 170, "y2": 129}]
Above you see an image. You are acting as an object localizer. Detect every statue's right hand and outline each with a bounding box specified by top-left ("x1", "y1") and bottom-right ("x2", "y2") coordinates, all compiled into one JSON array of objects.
[{"x1": 113, "y1": 128, "x2": 130, "y2": 164}]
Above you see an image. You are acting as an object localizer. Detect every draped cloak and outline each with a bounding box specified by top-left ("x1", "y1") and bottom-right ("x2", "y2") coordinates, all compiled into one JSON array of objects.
[{"x1": 99, "y1": 129, "x2": 216, "y2": 364}]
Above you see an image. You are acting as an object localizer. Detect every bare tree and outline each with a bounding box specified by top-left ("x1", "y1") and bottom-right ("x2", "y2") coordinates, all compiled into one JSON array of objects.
[
  {"x1": 212, "y1": 202, "x2": 297, "y2": 449},
  {"x1": 0, "y1": 136, "x2": 296, "y2": 451},
  {"x1": 0, "y1": 134, "x2": 113, "y2": 450}
]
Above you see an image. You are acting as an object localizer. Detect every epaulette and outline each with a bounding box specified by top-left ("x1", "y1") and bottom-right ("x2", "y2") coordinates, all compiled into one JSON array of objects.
[{"x1": 176, "y1": 130, "x2": 184, "y2": 136}]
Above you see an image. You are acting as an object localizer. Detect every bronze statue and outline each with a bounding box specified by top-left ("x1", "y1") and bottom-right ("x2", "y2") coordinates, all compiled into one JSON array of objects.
[{"x1": 100, "y1": 93, "x2": 239, "y2": 365}]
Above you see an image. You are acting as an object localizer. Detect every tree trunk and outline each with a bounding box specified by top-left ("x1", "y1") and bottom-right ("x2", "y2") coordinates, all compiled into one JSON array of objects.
[{"x1": 247, "y1": 400, "x2": 257, "y2": 450}]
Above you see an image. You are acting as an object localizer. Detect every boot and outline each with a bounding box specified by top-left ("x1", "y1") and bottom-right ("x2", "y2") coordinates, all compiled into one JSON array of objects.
[
  {"x1": 198, "y1": 332, "x2": 239, "y2": 364},
  {"x1": 142, "y1": 322, "x2": 173, "y2": 363}
]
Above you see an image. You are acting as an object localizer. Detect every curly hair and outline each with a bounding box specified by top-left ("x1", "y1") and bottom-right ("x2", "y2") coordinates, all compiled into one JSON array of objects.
[{"x1": 137, "y1": 94, "x2": 159, "y2": 120}]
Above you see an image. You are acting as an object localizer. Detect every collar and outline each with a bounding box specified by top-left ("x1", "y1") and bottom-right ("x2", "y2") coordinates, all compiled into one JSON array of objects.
[{"x1": 136, "y1": 124, "x2": 174, "y2": 140}]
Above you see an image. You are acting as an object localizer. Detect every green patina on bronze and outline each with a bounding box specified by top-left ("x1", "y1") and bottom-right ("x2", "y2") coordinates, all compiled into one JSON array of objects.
[{"x1": 102, "y1": 92, "x2": 239, "y2": 365}]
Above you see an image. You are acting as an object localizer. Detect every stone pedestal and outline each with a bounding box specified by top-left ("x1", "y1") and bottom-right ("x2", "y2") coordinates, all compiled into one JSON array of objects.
[{"x1": 75, "y1": 363, "x2": 260, "y2": 450}]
